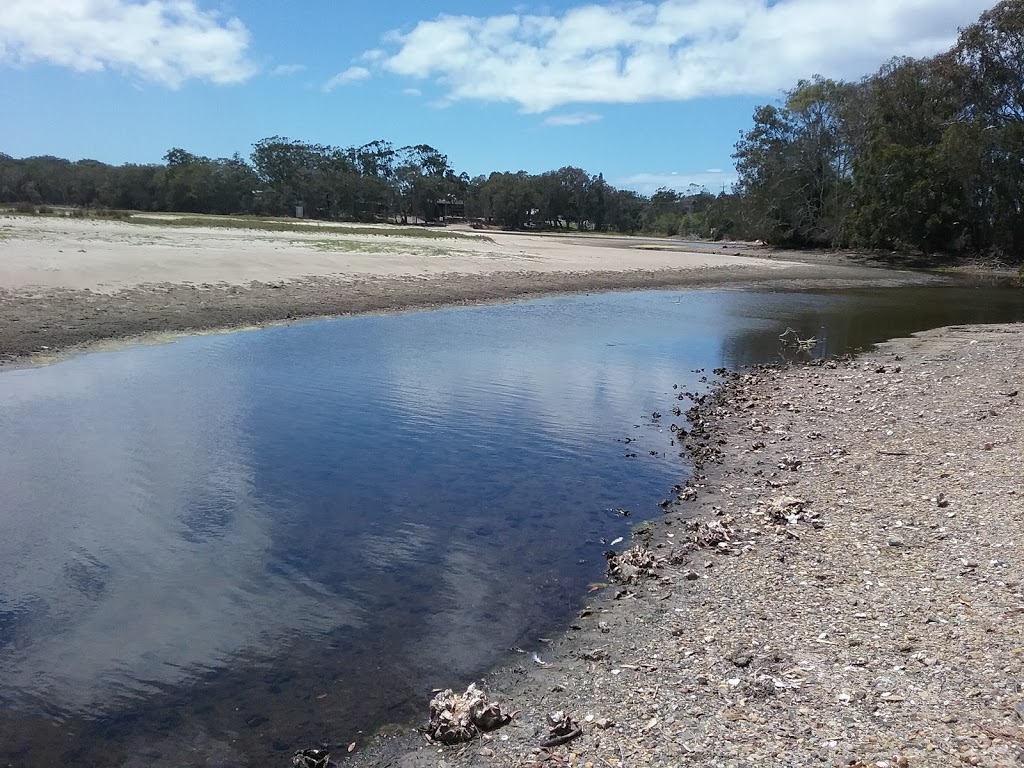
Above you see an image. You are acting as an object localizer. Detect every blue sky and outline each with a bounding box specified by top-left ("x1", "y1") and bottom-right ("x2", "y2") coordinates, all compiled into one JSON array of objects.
[{"x1": 1, "y1": 0, "x2": 996, "y2": 194}]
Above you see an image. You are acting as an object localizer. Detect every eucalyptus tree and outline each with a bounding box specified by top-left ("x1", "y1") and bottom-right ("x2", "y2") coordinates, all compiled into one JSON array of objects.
[
  {"x1": 531, "y1": 171, "x2": 569, "y2": 228},
  {"x1": 251, "y1": 137, "x2": 357, "y2": 217},
  {"x1": 484, "y1": 171, "x2": 536, "y2": 229},
  {"x1": 161, "y1": 148, "x2": 258, "y2": 214},
  {"x1": 734, "y1": 76, "x2": 868, "y2": 247},
  {"x1": 605, "y1": 188, "x2": 646, "y2": 234},
  {"x1": 556, "y1": 166, "x2": 594, "y2": 230},
  {"x1": 851, "y1": 56, "x2": 968, "y2": 254},
  {"x1": 463, "y1": 174, "x2": 490, "y2": 221},
  {"x1": 952, "y1": 0, "x2": 1024, "y2": 256},
  {"x1": 394, "y1": 144, "x2": 456, "y2": 222},
  {"x1": 102, "y1": 163, "x2": 161, "y2": 211}
]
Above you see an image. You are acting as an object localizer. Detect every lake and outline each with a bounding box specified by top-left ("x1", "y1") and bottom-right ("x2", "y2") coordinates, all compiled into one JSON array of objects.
[{"x1": 1, "y1": 284, "x2": 1022, "y2": 766}]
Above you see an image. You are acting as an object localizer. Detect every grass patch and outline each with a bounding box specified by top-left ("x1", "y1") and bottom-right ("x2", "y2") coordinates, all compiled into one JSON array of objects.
[
  {"x1": 131, "y1": 214, "x2": 492, "y2": 241},
  {"x1": 311, "y1": 239, "x2": 393, "y2": 254},
  {"x1": 68, "y1": 207, "x2": 132, "y2": 220},
  {"x1": 311, "y1": 239, "x2": 458, "y2": 257}
]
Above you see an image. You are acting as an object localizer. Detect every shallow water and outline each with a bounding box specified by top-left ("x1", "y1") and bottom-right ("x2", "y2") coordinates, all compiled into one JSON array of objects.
[{"x1": 0, "y1": 284, "x2": 1022, "y2": 765}]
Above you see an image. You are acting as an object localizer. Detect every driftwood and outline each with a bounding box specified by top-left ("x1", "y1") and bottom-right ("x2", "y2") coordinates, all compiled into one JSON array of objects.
[{"x1": 778, "y1": 327, "x2": 818, "y2": 349}]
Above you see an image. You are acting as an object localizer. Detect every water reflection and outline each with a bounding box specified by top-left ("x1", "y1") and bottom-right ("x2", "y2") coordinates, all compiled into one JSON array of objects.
[
  {"x1": 0, "y1": 349, "x2": 362, "y2": 718},
  {"x1": 718, "y1": 285, "x2": 1024, "y2": 366},
  {"x1": 0, "y1": 285, "x2": 1021, "y2": 765}
]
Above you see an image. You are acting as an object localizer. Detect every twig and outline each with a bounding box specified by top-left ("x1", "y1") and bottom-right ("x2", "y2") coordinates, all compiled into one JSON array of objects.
[{"x1": 540, "y1": 728, "x2": 583, "y2": 748}]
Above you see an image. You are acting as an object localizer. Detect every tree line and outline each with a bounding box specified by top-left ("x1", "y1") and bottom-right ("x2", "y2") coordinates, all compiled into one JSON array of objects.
[
  {"x1": 3, "y1": 0, "x2": 1021, "y2": 260},
  {"x1": 0, "y1": 139, "x2": 718, "y2": 238},
  {"x1": 727, "y1": 0, "x2": 1024, "y2": 261}
]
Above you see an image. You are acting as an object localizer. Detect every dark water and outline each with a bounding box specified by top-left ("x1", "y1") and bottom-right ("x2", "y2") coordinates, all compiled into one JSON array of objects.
[{"x1": 0, "y1": 285, "x2": 1022, "y2": 766}]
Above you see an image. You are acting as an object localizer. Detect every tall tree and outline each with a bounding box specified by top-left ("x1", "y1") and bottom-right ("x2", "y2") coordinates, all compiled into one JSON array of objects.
[
  {"x1": 952, "y1": 0, "x2": 1024, "y2": 256},
  {"x1": 394, "y1": 144, "x2": 452, "y2": 222},
  {"x1": 852, "y1": 56, "x2": 967, "y2": 254},
  {"x1": 734, "y1": 77, "x2": 867, "y2": 247}
]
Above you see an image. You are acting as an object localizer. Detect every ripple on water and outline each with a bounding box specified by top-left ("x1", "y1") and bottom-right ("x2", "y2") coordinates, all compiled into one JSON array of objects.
[{"x1": 0, "y1": 285, "x2": 1023, "y2": 765}]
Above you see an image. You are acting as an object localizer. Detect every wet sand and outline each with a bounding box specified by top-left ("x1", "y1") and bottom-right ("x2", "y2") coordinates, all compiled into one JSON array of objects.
[{"x1": 0, "y1": 215, "x2": 940, "y2": 364}]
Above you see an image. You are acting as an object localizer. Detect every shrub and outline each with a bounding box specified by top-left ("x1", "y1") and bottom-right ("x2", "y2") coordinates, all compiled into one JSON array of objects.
[{"x1": 94, "y1": 208, "x2": 131, "y2": 220}]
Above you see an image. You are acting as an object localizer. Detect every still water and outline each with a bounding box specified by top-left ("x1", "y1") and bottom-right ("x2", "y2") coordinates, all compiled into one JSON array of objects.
[{"x1": 0, "y1": 285, "x2": 1022, "y2": 765}]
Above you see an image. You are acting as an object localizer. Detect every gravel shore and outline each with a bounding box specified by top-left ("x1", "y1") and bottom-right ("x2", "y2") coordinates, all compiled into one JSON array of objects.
[{"x1": 355, "y1": 322, "x2": 1024, "y2": 768}]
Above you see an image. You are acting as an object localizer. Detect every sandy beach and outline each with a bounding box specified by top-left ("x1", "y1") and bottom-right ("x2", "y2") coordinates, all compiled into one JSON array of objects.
[
  {"x1": 352, "y1": 323, "x2": 1024, "y2": 768},
  {"x1": 0, "y1": 214, "x2": 937, "y2": 364},
  {"x1": 0, "y1": 215, "x2": 782, "y2": 291}
]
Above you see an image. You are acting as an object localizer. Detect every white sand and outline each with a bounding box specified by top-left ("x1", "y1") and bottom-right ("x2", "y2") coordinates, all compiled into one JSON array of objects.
[{"x1": 0, "y1": 215, "x2": 788, "y2": 294}]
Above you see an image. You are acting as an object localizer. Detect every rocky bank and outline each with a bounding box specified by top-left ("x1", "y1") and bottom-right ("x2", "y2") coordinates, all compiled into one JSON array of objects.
[{"x1": 354, "y1": 322, "x2": 1024, "y2": 768}]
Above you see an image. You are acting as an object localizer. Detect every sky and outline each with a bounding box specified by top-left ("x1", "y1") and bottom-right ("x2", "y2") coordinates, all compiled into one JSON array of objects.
[{"x1": 0, "y1": 0, "x2": 998, "y2": 194}]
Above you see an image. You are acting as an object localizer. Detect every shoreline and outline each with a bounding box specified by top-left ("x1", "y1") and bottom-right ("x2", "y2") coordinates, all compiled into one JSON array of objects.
[
  {"x1": 351, "y1": 322, "x2": 1024, "y2": 768},
  {"x1": 0, "y1": 214, "x2": 948, "y2": 367},
  {"x1": 0, "y1": 265, "x2": 943, "y2": 368}
]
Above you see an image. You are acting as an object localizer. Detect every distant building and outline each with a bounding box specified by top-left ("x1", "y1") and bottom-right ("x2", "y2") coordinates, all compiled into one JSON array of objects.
[{"x1": 433, "y1": 198, "x2": 465, "y2": 222}]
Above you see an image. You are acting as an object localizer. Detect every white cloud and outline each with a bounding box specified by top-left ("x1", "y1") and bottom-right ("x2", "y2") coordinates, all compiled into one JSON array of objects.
[
  {"x1": 0, "y1": 0, "x2": 255, "y2": 87},
  {"x1": 271, "y1": 63, "x2": 305, "y2": 77},
  {"x1": 402, "y1": 87, "x2": 422, "y2": 96},
  {"x1": 322, "y1": 65, "x2": 370, "y2": 92},
  {"x1": 544, "y1": 111, "x2": 602, "y2": 126},
  {"x1": 615, "y1": 170, "x2": 737, "y2": 195},
  {"x1": 377, "y1": 0, "x2": 993, "y2": 112}
]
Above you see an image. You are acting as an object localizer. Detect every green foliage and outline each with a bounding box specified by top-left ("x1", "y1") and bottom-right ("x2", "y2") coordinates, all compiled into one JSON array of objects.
[
  {"x1": 730, "y1": 0, "x2": 1024, "y2": 261},
  {"x1": 638, "y1": 186, "x2": 716, "y2": 237},
  {"x1": 733, "y1": 77, "x2": 864, "y2": 247},
  {"x1": 0, "y1": 139, "x2": 734, "y2": 239}
]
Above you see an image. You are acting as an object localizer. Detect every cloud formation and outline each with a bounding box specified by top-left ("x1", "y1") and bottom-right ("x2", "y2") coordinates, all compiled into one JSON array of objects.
[
  {"x1": 379, "y1": 0, "x2": 992, "y2": 112},
  {"x1": 0, "y1": 0, "x2": 255, "y2": 87},
  {"x1": 323, "y1": 65, "x2": 370, "y2": 92},
  {"x1": 544, "y1": 112, "x2": 603, "y2": 126}
]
